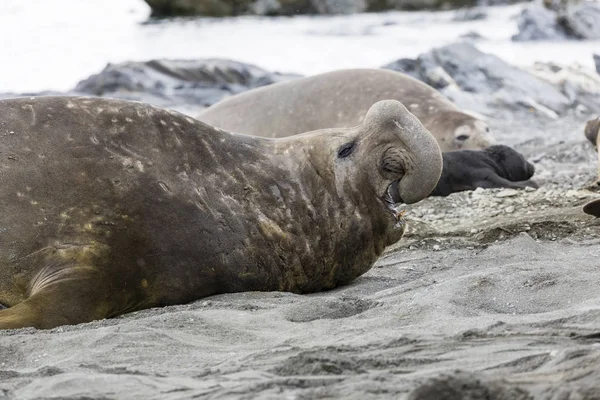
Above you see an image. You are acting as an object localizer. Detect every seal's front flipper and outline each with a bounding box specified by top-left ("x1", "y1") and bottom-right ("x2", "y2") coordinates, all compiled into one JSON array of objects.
[
  {"x1": 583, "y1": 199, "x2": 600, "y2": 218},
  {"x1": 0, "y1": 264, "x2": 112, "y2": 330},
  {"x1": 477, "y1": 175, "x2": 538, "y2": 191}
]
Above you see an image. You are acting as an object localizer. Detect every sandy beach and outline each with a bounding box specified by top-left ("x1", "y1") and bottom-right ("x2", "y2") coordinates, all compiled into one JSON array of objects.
[
  {"x1": 1, "y1": 113, "x2": 600, "y2": 399},
  {"x1": 2, "y1": 1, "x2": 600, "y2": 399}
]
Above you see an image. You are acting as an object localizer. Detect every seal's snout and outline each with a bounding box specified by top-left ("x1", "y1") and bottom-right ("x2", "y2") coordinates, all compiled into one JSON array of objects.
[
  {"x1": 525, "y1": 161, "x2": 535, "y2": 180},
  {"x1": 363, "y1": 100, "x2": 442, "y2": 205}
]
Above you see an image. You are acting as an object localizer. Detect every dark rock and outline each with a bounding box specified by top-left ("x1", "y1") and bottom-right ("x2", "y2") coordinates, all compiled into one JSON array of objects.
[
  {"x1": 369, "y1": 0, "x2": 477, "y2": 11},
  {"x1": 513, "y1": 2, "x2": 600, "y2": 41},
  {"x1": 73, "y1": 59, "x2": 301, "y2": 114},
  {"x1": 594, "y1": 54, "x2": 600, "y2": 74},
  {"x1": 311, "y1": 0, "x2": 367, "y2": 14},
  {"x1": 143, "y1": 0, "x2": 486, "y2": 16},
  {"x1": 452, "y1": 7, "x2": 487, "y2": 21},
  {"x1": 460, "y1": 31, "x2": 485, "y2": 41},
  {"x1": 559, "y1": 2, "x2": 600, "y2": 40},
  {"x1": 143, "y1": 0, "x2": 245, "y2": 17},
  {"x1": 478, "y1": 0, "x2": 529, "y2": 5},
  {"x1": 380, "y1": 58, "x2": 420, "y2": 79},
  {"x1": 512, "y1": 6, "x2": 567, "y2": 41},
  {"x1": 383, "y1": 42, "x2": 573, "y2": 117}
]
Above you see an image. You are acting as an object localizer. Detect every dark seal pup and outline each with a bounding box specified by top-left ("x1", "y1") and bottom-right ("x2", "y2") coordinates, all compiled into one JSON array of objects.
[
  {"x1": 198, "y1": 68, "x2": 495, "y2": 152},
  {"x1": 0, "y1": 97, "x2": 442, "y2": 329},
  {"x1": 427, "y1": 145, "x2": 537, "y2": 197}
]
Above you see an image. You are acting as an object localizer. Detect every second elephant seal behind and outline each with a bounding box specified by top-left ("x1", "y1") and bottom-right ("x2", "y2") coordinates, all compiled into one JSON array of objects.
[
  {"x1": 583, "y1": 116, "x2": 600, "y2": 217},
  {"x1": 198, "y1": 68, "x2": 495, "y2": 152}
]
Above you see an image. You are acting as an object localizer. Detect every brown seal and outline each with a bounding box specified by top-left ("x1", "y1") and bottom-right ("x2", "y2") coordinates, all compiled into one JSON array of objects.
[
  {"x1": 585, "y1": 116, "x2": 600, "y2": 184},
  {"x1": 198, "y1": 68, "x2": 495, "y2": 152},
  {"x1": 0, "y1": 96, "x2": 442, "y2": 329},
  {"x1": 583, "y1": 117, "x2": 600, "y2": 217}
]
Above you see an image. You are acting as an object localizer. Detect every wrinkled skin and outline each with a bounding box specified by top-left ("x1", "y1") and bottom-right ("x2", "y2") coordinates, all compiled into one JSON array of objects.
[
  {"x1": 427, "y1": 145, "x2": 537, "y2": 197},
  {"x1": 0, "y1": 97, "x2": 442, "y2": 329},
  {"x1": 198, "y1": 68, "x2": 495, "y2": 152}
]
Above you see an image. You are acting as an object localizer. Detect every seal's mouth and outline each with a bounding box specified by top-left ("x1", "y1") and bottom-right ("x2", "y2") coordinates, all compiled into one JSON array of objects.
[{"x1": 382, "y1": 180, "x2": 406, "y2": 229}]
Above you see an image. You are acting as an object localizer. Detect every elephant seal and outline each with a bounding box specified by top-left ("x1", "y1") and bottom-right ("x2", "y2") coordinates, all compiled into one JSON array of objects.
[
  {"x1": 427, "y1": 145, "x2": 537, "y2": 197},
  {"x1": 583, "y1": 117, "x2": 600, "y2": 217},
  {"x1": 0, "y1": 96, "x2": 442, "y2": 329},
  {"x1": 585, "y1": 116, "x2": 600, "y2": 184},
  {"x1": 198, "y1": 69, "x2": 495, "y2": 152},
  {"x1": 583, "y1": 199, "x2": 600, "y2": 217}
]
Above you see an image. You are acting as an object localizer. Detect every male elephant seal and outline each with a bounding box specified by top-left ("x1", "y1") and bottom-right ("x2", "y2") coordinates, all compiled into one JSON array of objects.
[
  {"x1": 0, "y1": 97, "x2": 442, "y2": 329},
  {"x1": 583, "y1": 117, "x2": 600, "y2": 217},
  {"x1": 428, "y1": 145, "x2": 537, "y2": 197},
  {"x1": 198, "y1": 68, "x2": 495, "y2": 152},
  {"x1": 585, "y1": 116, "x2": 600, "y2": 184}
]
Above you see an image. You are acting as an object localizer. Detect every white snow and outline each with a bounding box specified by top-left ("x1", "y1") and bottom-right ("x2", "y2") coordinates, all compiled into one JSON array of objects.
[{"x1": 0, "y1": 0, "x2": 597, "y2": 93}]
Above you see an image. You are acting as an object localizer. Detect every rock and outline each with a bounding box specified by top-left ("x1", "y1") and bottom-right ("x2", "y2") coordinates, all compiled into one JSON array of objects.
[
  {"x1": 559, "y1": 2, "x2": 600, "y2": 39},
  {"x1": 512, "y1": 6, "x2": 567, "y2": 41},
  {"x1": 514, "y1": 2, "x2": 600, "y2": 41},
  {"x1": 380, "y1": 58, "x2": 420, "y2": 79},
  {"x1": 528, "y1": 61, "x2": 600, "y2": 112},
  {"x1": 594, "y1": 54, "x2": 600, "y2": 74},
  {"x1": 452, "y1": 7, "x2": 487, "y2": 21},
  {"x1": 460, "y1": 31, "x2": 485, "y2": 41},
  {"x1": 143, "y1": 0, "x2": 368, "y2": 16},
  {"x1": 73, "y1": 59, "x2": 301, "y2": 115},
  {"x1": 496, "y1": 189, "x2": 519, "y2": 198},
  {"x1": 311, "y1": 0, "x2": 367, "y2": 14},
  {"x1": 143, "y1": 0, "x2": 246, "y2": 17},
  {"x1": 384, "y1": 42, "x2": 570, "y2": 116},
  {"x1": 407, "y1": 372, "x2": 532, "y2": 400},
  {"x1": 143, "y1": 0, "x2": 486, "y2": 16}
]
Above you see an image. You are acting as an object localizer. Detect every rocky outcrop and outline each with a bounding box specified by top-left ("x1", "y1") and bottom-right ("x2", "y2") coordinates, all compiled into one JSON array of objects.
[
  {"x1": 512, "y1": 6, "x2": 567, "y2": 41},
  {"x1": 72, "y1": 59, "x2": 300, "y2": 115},
  {"x1": 559, "y1": 2, "x2": 600, "y2": 39},
  {"x1": 513, "y1": 2, "x2": 600, "y2": 41},
  {"x1": 383, "y1": 42, "x2": 600, "y2": 119},
  {"x1": 142, "y1": 0, "x2": 485, "y2": 17},
  {"x1": 143, "y1": 0, "x2": 252, "y2": 17}
]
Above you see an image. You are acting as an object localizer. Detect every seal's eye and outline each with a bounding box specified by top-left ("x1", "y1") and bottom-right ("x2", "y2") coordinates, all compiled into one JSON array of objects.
[
  {"x1": 485, "y1": 127, "x2": 490, "y2": 133},
  {"x1": 337, "y1": 142, "x2": 356, "y2": 158},
  {"x1": 456, "y1": 134, "x2": 469, "y2": 141}
]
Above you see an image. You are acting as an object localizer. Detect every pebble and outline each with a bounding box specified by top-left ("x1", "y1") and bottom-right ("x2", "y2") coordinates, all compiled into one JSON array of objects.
[
  {"x1": 506, "y1": 206, "x2": 515, "y2": 213},
  {"x1": 496, "y1": 189, "x2": 518, "y2": 198}
]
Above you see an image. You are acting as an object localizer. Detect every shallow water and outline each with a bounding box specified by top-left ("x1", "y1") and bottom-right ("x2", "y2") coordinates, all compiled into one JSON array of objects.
[{"x1": 0, "y1": 0, "x2": 597, "y2": 93}]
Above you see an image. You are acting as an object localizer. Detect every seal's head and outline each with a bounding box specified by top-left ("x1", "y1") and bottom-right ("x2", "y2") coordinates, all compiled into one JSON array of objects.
[
  {"x1": 429, "y1": 110, "x2": 495, "y2": 151},
  {"x1": 291, "y1": 100, "x2": 443, "y2": 245},
  {"x1": 584, "y1": 117, "x2": 600, "y2": 186},
  {"x1": 484, "y1": 145, "x2": 535, "y2": 182}
]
